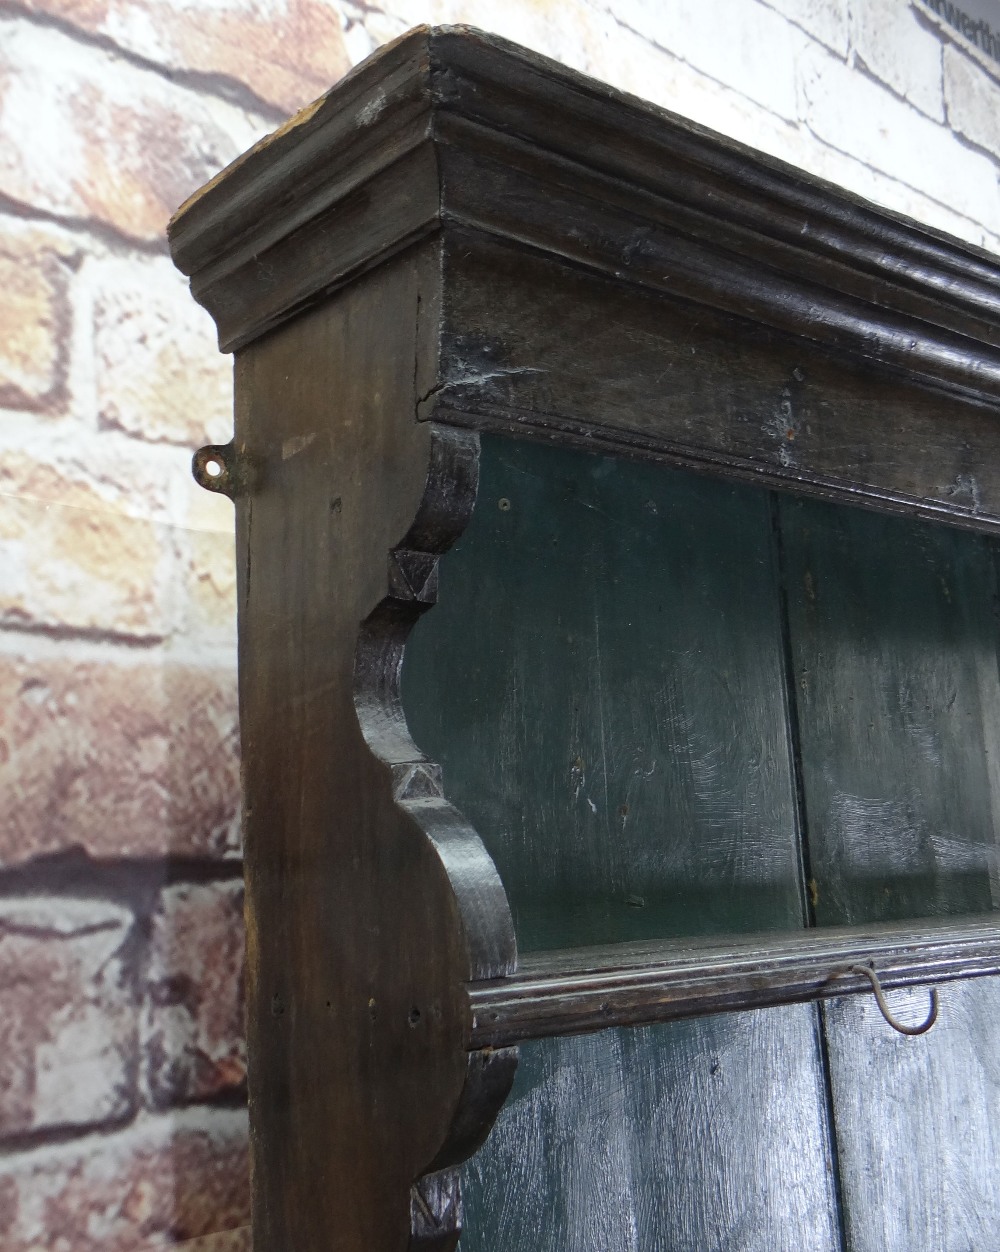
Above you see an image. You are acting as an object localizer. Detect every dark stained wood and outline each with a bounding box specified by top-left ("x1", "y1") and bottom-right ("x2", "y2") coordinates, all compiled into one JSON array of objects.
[
  {"x1": 428, "y1": 232, "x2": 1000, "y2": 537},
  {"x1": 426, "y1": 29, "x2": 1000, "y2": 342},
  {"x1": 467, "y1": 913, "x2": 1000, "y2": 1048},
  {"x1": 168, "y1": 31, "x2": 439, "y2": 340},
  {"x1": 171, "y1": 27, "x2": 1000, "y2": 399},
  {"x1": 433, "y1": 121, "x2": 1000, "y2": 399},
  {"x1": 821, "y1": 979, "x2": 1000, "y2": 1250},
  {"x1": 169, "y1": 27, "x2": 1000, "y2": 529},
  {"x1": 230, "y1": 243, "x2": 515, "y2": 1252},
  {"x1": 166, "y1": 22, "x2": 1000, "y2": 1252}
]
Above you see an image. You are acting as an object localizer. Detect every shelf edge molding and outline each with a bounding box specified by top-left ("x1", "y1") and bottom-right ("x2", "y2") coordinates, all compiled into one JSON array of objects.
[{"x1": 467, "y1": 914, "x2": 1000, "y2": 1048}]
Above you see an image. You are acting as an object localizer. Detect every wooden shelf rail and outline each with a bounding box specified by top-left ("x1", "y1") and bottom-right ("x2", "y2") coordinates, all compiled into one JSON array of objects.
[{"x1": 467, "y1": 913, "x2": 1000, "y2": 1048}]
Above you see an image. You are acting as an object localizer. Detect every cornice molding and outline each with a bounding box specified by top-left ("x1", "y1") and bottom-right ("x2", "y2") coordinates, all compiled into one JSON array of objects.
[{"x1": 169, "y1": 25, "x2": 1000, "y2": 405}]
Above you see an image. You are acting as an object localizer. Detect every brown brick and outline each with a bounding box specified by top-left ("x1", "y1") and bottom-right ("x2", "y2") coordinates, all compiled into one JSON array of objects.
[
  {"x1": 0, "y1": 487, "x2": 175, "y2": 639},
  {"x1": 0, "y1": 224, "x2": 78, "y2": 411},
  {"x1": 19, "y1": 0, "x2": 350, "y2": 114},
  {"x1": 0, "y1": 21, "x2": 265, "y2": 243},
  {"x1": 94, "y1": 257, "x2": 233, "y2": 448},
  {"x1": 0, "y1": 897, "x2": 135, "y2": 1138},
  {"x1": 144, "y1": 881, "x2": 246, "y2": 1108},
  {"x1": 0, "y1": 653, "x2": 240, "y2": 866},
  {"x1": 0, "y1": 1108, "x2": 249, "y2": 1252}
]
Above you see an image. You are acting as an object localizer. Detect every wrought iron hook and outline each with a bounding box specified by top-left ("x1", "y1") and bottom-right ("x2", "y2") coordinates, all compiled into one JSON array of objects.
[{"x1": 849, "y1": 963, "x2": 938, "y2": 1036}]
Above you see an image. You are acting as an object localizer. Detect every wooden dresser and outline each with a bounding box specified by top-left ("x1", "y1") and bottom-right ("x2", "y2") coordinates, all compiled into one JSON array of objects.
[{"x1": 170, "y1": 26, "x2": 1000, "y2": 1251}]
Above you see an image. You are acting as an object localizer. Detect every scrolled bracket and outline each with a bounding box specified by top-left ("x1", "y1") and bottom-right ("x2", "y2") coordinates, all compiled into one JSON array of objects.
[{"x1": 353, "y1": 423, "x2": 519, "y2": 1247}]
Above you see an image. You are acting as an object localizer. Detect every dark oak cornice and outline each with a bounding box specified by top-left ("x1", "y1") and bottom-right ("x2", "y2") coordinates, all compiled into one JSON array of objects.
[{"x1": 170, "y1": 25, "x2": 1000, "y2": 407}]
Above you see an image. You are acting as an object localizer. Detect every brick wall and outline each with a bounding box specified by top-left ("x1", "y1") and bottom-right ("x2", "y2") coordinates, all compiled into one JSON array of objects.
[{"x1": 0, "y1": 2, "x2": 996, "y2": 1249}]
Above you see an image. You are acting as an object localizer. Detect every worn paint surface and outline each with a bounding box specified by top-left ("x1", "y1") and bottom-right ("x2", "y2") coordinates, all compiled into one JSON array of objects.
[
  {"x1": 402, "y1": 435, "x2": 1000, "y2": 1250},
  {"x1": 403, "y1": 435, "x2": 839, "y2": 1250},
  {"x1": 460, "y1": 1012, "x2": 836, "y2": 1252},
  {"x1": 781, "y1": 497, "x2": 1000, "y2": 1251},
  {"x1": 404, "y1": 435, "x2": 808, "y2": 951}
]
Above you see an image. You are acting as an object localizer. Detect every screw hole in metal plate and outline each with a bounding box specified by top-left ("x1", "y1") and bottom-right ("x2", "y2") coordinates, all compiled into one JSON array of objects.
[{"x1": 192, "y1": 443, "x2": 236, "y2": 496}]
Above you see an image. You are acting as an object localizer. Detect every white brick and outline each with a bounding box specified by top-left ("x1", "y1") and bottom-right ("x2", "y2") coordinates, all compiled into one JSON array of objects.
[
  {"x1": 804, "y1": 142, "x2": 991, "y2": 245},
  {"x1": 0, "y1": 415, "x2": 234, "y2": 535},
  {"x1": 563, "y1": 11, "x2": 807, "y2": 166},
  {"x1": 381, "y1": 0, "x2": 614, "y2": 78},
  {"x1": 632, "y1": 58, "x2": 815, "y2": 173},
  {"x1": 375, "y1": 0, "x2": 803, "y2": 129},
  {"x1": 667, "y1": 75, "x2": 813, "y2": 171},
  {"x1": 916, "y1": 0, "x2": 1000, "y2": 65},
  {"x1": 338, "y1": 0, "x2": 409, "y2": 56},
  {"x1": 944, "y1": 43, "x2": 1000, "y2": 159},
  {"x1": 758, "y1": 0, "x2": 849, "y2": 56},
  {"x1": 798, "y1": 41, "x2": 1000, "y2": 232},
  {"x1": 607, "y1": 0, "x2": 801, "y2": 119},
  {"x1": 92, "y1": 256, "x2": 232, "y2": 448},
  {"x1": 363, "y1": 3, "x2": 817, "y2": 198},
  {"x1": 851, "y1": 0, "x2": 944, "y2": 120}
]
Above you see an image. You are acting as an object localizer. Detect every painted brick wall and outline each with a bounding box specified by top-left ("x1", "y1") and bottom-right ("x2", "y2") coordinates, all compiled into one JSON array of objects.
[{"x1": 0, "y1": 2, "x2": 997, "y2": 1249}]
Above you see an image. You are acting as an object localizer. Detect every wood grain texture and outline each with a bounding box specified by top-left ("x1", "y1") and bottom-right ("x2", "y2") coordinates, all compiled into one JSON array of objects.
[
  {"x1": 822, "y1": 980, "x2": 1000, "y2": 1251},
  {"x1": 459, "y1": 1013, "x2": 838, "y2": 1252},
  {"x1": 170, "y1": 26, "x2": 1000, "y2": 405},
  {"x1": 429, "y1": 232, "x2": 1000, "y2": 537},
  {"x1": 403, "y1": 436, "x2": 839, "y2": 1250},
  {"x1": 403, "y1": 435, "x2": 807, "y2": 951},
  {"x1": 170, "y1": 26, "x2": 1000, "y2": 526},
  {"x1": 782, "y1": 499, "x2": 1000, "y2": 926},
  {"x1": 169, "y1": 29, "x2": 438, "y2": 341},
  {"x1": 231, "y1": 243, "x2": 515, "y2": 1252},
  {"x1": 782, "y1": 499, "x2": 1000, "y2": 1250},
  {"x1": 468, "y1": 913, "x2": 1000, "y2": 1047}
]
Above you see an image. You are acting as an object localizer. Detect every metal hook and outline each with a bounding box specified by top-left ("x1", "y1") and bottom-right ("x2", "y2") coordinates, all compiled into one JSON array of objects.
[{"x1": 849, "y1": 963, "x2": 938, "y2": 1036}]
